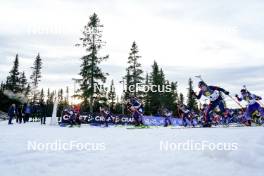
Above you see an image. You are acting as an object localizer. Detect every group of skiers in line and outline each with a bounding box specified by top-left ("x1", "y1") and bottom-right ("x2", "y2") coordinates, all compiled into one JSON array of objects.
[
  {"x1": 193, "y1": 81, "x2": 264, "y2": 127},
  {"x1": 124, "y1": 81, "x2": 264, "y2": 127},
  {"x1": 7, "y1": 103, "x2": 47, "y2": 125},
  {"x1": 62, "y1": 80, "x2": 264, "y2": 128},
  {"x1": 14, "y1": 80, "x2": 263, "y2": 128}
]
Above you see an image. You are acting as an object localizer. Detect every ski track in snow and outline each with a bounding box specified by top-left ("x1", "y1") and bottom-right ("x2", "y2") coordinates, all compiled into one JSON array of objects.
[{"x1": 0, "y1": 120, "x2": 264, "y2": 176}]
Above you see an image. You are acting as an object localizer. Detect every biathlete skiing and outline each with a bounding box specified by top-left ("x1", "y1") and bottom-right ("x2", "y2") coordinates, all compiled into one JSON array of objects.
[
  {"x1": 162, "y1": 108, "x2": 173, "y2": 127},
  {"x1": 235, "y1": 88, "x2": 264, "y2": 126},
  {"x1": 178, "y1": 104, "x2": 198, "y2": 127},
  {"x1": 99, "y1": 105, "x2": 114, "y2": 127},
  {"x1": 192, "y1": 81, "x2": 230, "y2": 127},
  {"x1": 126, "y1": 96, "x2": 144, "y2": 126}
]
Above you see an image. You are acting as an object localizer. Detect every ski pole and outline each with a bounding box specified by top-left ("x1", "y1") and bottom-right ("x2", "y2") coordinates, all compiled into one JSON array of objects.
[
  {"x1": 227, "y1": 95, "x2": 244, "y2": 111},
  {"x1": 257, "y1": 100, "x2": 264, "y2": 108},
  {"x1": 195, "y1": 75, "x2": 207, "y2": 85}
]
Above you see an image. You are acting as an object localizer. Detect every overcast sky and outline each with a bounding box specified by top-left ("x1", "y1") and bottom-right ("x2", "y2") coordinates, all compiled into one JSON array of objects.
[{"x1": 0, "y1": 0, "x2": 264, "y2": 106}]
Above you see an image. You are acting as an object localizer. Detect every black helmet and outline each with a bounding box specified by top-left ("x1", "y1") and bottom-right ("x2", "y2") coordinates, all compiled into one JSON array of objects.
[
  {"x1": 198, "y1": 81, "x2": 206, "y2": 88},
  {"x1": 241, "y1": 89, "x2": 247, "y2": 93}
]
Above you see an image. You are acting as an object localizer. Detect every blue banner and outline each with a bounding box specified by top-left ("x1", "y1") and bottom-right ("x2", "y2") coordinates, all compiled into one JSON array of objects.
[{"x1": 62, "y1": 111, "x2": 199, "y2": 127}]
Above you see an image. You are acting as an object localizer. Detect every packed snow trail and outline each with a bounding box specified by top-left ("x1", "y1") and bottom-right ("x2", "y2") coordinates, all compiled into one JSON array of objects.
[{"x1": 0, "y1": 121, "x2": 263, "y2": 176}]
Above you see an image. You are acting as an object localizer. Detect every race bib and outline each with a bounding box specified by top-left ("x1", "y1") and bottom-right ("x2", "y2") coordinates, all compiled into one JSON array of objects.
[{"x1": 208, "y1": 90, "x2": 220, "y2": 101}]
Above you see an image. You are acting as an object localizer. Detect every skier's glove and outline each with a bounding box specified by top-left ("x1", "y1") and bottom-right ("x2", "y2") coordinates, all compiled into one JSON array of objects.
[
  {"x1": 235, "y1": 94, "x2": 239, "y2": 98},
  {"x1": 224, "y1": 91, "x2": 230, "y2": 95},
  {"x1": 256, "y1": 96, "x2": 262, "y2": 101}
]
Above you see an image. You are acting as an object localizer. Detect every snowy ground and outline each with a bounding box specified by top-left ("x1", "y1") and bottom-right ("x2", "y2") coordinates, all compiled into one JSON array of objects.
[{"x1": 0, "y1": 119, "x2": 264, "y2": 176}]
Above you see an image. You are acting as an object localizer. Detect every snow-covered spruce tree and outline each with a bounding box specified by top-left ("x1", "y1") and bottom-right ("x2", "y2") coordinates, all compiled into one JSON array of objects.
[
  {"x1": 77, "y1": 13, "x2": 109, "y2": 113},
  {"x1": 126, "y1": 41, "x2": 144, "y2": 97},
  {"x1": 5, "y1": 54, "x2": 20, "y2": 93},
  {"x1": 30, "y1": 53, "x2": 42, "y2": 103}
]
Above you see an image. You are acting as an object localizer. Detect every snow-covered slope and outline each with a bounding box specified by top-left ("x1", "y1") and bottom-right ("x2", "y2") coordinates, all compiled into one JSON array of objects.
[{"x1": 0, "y1": 121, "x2": 263, "y2": 176}]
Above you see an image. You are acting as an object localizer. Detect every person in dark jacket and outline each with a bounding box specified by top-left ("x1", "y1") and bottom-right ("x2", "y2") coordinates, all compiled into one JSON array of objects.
[
  {"x1": 17, "y1": 104, "x2": 23, "y2": 124},
  {"x1": 23, "y1": 103, "x2": 31, "y2": 123},
  {"x1": 40, "y1": 103, "x2": 47, "y2": 125},
  {"x1": 8, "y1": 104, "x2": 17, "y2": 125}
]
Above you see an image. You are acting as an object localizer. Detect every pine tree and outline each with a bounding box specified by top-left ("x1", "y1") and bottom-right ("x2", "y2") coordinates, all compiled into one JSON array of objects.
[
  {"x1": 30, "y1": 53, "x2": 42, "y2": 103},
  {"x1": 179, "y1": 93, "x2": 184, "y2": 105},
  {"x1": 0, "y1": 81, "x2": 4, "y2": 91},
  {"x1": 77, "y1": 13, "x2": 109, "y2": 113},
  {"x1": 25, "y1": 84, "x2": 31, "y2": 96},
  {"x1": 46, "y1": 89, "x2": 54, "y2": 116},
  {"x1": 126, "y1": 41, "x2": 144, "y2": 97},
  {"x1": 187, "y1": 78, "x2": 198, "y2": 111},
  {"x1": 124, "y1": 70, "x2": 132, "y2": 100},
  {"x1": 163, "y1": 81, "x2": 178, "y2": 115},
  {"x1": 6, "y1": 54, "x2": 20, "y2": 93},
  {"x1": 159, "y1": 69, "x2": 166, "y2": 103},
  {"x1": 143, "y1": 73, "x2": 151, "y2": 115},
  {"x1": 57, "y1": 88, "x2": 66, "y2": 117},
  {"x1": 58, "y1": 89, "x2": 63, "y2": 102},
  {"x1": 40, "y1": 88, "x2": 45, "y2": 104},
  {"x1": 46, "y1": 88, "x2": 50, "y2": 104},
  {"x1": 148, "y1": 61, "x2": 165, "y2": 114},
  {"x1": 19, "y1": 71, "x2": 28, "y2": 93},
  {"x1": 108, "y1": 80, "x2": 116, "y2": 112},
  {"x1": 65, "y1": 86, "x2": 69, "y2": 104}
]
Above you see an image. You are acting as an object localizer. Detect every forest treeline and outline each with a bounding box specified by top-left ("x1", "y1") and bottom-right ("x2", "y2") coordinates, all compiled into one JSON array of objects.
[{"x1": 0, "y1": 13, "x2": 199, "y2": 116}]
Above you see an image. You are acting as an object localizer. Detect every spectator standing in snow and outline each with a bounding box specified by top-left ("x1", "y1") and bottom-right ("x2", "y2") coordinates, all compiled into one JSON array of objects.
[
  {"x1": 8, "y1": 104, "x2": 17, "y2": 125},
  {"x1": 17, "y1": 104, "x2": 23, "y2": 124},
  {"x1": 31, "y1": 104, "x2": 37, "y2": 122},
  {"x1": 40, "y1": 103, "x2": 47, "y2": 125},
  {"x1": 23, "y1": 103, "x2": 31, "y2": 123}
]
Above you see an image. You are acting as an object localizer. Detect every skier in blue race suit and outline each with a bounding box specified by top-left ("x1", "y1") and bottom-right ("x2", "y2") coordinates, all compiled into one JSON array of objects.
[
  {"x1": 192, "y1": 81, "x2": 230, "y2": 127},
  {"x1": 178, "y1": 104, "x2": 191, "y2": 127},
  {"x1": 127, "y1": 96, "x2": 144, "y2": 126},
  {"x1": 99, "y1": 105, "x2": 113, "y2": 127},
  {"x1": 162, "y1": 108, "x2": 173, "y2": 127},
  {"x1": 235, "y1": 89, "x2": 264, "y2": 126}
]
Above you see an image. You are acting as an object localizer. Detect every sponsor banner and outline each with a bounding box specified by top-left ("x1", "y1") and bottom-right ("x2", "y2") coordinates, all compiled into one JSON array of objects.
[
  {"x1": 84, "y1": 113, "x2": 135, "y2": 125},
  {"x1": 62, "y1": 111, "x2": 198, "y2": 126}
]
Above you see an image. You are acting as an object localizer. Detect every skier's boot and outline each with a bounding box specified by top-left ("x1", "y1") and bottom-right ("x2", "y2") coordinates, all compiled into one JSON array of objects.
[
  {"x1": 245, "y1": 120, "x2": 251, "y2": 126},
  {"x1": 203, "y1": 121, "x2": 212, "y2": 128}
]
